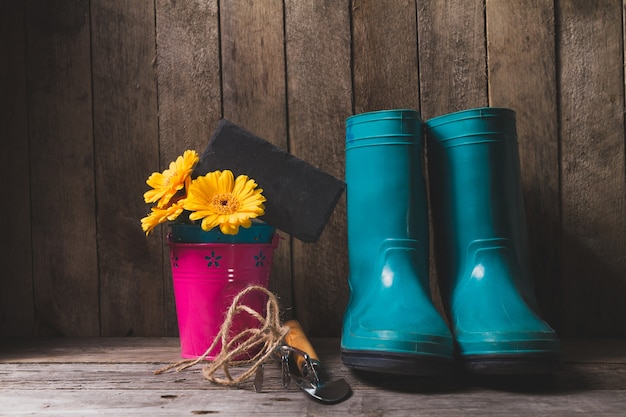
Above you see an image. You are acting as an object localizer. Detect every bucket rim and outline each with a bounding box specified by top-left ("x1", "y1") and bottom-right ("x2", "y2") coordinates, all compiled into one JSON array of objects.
[
  {"x1": 168, "y1": 221, "x2": 276, "y2": 244},
  {"x1": 168, "y1": 232, "x2": 280, "y2": 248},
  {"x1": 167, "y1": 240, "x2": 274, "y2": 247}
]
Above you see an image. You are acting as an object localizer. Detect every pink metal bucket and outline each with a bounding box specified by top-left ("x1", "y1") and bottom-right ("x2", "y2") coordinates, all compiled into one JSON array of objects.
[{"x1": 168, "y1": 233, "x2": 279, "y2": 359}]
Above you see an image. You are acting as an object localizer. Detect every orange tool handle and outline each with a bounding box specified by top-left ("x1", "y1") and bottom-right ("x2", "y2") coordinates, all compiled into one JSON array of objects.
[{"x1": 284, "y1": 320, "x2": 319, "y2": 370}]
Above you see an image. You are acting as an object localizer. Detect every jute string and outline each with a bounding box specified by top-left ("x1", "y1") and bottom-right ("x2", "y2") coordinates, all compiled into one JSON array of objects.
[{"x1": 155, "y1": 285, "x2": 289, "y2": 387}]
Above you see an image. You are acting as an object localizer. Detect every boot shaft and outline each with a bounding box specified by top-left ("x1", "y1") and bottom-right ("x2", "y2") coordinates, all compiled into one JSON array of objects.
[
  {"x1": 346, "y1": 109, "x2": 429, "y2": 251},
  {"x1": 426, "y1": 108, "x2": 531, "y2": 293}
]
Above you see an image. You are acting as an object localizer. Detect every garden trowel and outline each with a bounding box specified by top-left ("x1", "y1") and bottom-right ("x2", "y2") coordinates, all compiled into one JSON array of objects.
[{"x1": 277, "y1": 320, "x2": 351, "y2": 404}]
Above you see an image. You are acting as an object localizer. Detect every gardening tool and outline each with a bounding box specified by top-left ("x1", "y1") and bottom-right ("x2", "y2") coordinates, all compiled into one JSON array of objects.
[
  {"x1": 276, "y1": 320, "x2": 351, "y2": 404},
  {"x1": 341, "y1": 109, "x2": 454, "y2": 376},
  {"x1": 426, "y1": 107, "x2": 561, "y2": 374},
  {"x1": 193, "y1": 119, "x2": 346, "y2": 243}
]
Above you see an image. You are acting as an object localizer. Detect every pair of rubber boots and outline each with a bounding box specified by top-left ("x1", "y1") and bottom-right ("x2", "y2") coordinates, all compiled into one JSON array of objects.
[{"x1": 341, "y1": 108, "x2": 560, "y2": 376}]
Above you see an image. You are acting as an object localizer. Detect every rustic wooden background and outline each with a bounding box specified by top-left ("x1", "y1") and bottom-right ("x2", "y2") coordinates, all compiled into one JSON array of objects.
[{"x1": 1, "y1": 0, "x2": 625, "y2": 339}]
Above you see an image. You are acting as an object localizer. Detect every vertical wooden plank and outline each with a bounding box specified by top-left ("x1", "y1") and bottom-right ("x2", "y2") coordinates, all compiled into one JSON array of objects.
[
  {"x1": 285, "y1": 0, "x2": 351, "y2": 336},
  {"x1": 558, "y1": 0, "x2": 626, "y2": 335},
  {"x1": 417, "y1": 0, "x2": 488, "y2": 318},
  {"x1": 351, "y1": 0, "x2": 450, "y2": 322},
  {"x1": 486, "y1": 0, "x2": 562, "y2": 330},
  {"x1": 0, "y1": 0, "x2": 34, "y2": 337},
  {"x1": 417, "y1": 0, "x2": 488, "y2": 119},
  {"x1": 352, "y1": 0, "x2": 420, "y2": 113},
  {"x1": 155, "y1": 0, "x2": 222, "y2": 335},
  {"x1": 25, "y1": 0, "x2": 99, "y2": 336},
  {"x1": 220, "y1": 0, "x2": 292, "y2": 315},
  {"x1": 91, "y1": 1, "x2": 163, "y2": 336}
]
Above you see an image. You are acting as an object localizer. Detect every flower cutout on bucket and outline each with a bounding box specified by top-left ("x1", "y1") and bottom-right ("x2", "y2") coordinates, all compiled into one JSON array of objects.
[
  {"x1": 170, "y1": 253, "x2": 180, "y2": 268},
  {"x1": 141, "y1": 150, "x2": 266, "y2": 236},
  {"x1": 205, "y1": 251, "x2": 222, "y2": 268},
  {"x1": 254, "y1": 251, "x2": 266, "y2": 267}
]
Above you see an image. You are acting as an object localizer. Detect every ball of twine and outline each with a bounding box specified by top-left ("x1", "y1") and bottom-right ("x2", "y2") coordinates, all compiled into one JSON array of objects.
[{"x1": 155, "y1": 285, "x2": 289, "y2": 387}]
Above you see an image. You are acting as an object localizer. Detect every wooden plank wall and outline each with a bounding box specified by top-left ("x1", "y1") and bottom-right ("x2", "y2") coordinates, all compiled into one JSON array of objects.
[{"x1": 1, "y1": 0, "x2": 625, "y2": 338}]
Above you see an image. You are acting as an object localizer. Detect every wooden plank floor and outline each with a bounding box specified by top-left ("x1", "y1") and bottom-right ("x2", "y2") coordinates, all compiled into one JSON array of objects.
[{"x1": 1, "y1": 338, "x2": 626, "y2": 416}]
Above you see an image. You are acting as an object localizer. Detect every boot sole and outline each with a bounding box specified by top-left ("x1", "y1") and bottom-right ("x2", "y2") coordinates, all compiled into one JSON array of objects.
[
  {"x1": 341, "y1": 349, "x2": 454, "y2": 376},
  {"x1": 462, "y1": 352, "x2": 561, "y2": 375}
]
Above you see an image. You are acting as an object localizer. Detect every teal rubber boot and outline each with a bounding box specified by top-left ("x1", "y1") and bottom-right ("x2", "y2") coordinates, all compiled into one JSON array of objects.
[
  {"x1": 341, "y1": 109, "x2": 454, "y2": 375},
  {"x1": 426, "y1": 107, "x2": 561, "y2": 374}
]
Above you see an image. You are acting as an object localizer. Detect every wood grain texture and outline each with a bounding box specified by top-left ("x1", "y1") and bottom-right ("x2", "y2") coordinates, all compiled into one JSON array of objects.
[
  {"x1": 3, "y1": 0, "x2": 626, "y2": 339},
  {"x1": 25, "y1": 0, "x2": 99, "y2": 336},
  {"x1": 2, "y1": 338, "x2": 626, "y2": 415},
  {"x1": 2, "y1": 387, "x2": 626, "y2": 416},
  {"x1": 350, "y1": 0, "x2": 447, "y2": 320},
  {"x1": 91, "y1": 0, "x2": 163, "y2": 336},
  {"x1": 418, "y1": 0, "x2": 488, "y2": 318},
  {"x1": 285, "y1": 0, "x2": 351, "y2": 336},
  {"x1": 0, "y1": 337, "x2": 181, "y2": 363},
  {"x1": 352, "y1": 0, "x2": 420, "y2": 113},
  {"x1": 418, "y1": 0, "x2": 488, "y2": 119},
  {"x1": 558, "y1": 0, "x2": 626, "y2": 335},
  {"x1": 486, "y1": 0, "x2": 562, "y2": 330},
  {"x1": 220, "y1": 0, "x2": 293, "y2": 315},
  {"x1": 0, "y1": 0, "x2": 34, "y2": 337},
  {"x1": 154, "y1": 0, "x2": 222, "y2": 336}
]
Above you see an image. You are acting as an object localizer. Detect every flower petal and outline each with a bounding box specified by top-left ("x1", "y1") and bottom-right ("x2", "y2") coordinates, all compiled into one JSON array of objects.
[
  {"x1": 182, "y1": 170, "x2": 266, "y2": 235},
  {"x1": 143, "y1": 150, "x2": 199, "y2": 208}
]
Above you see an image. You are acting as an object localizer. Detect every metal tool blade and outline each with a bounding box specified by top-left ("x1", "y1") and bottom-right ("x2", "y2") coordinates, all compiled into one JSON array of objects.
[
  {"x1": 253, "y1": 363, "x2": 264, "y2": 393},
  {"x1": 294, "y1": 371, "x2": 351, "y2": 404},
  {"x1": 281, "y1": 320, "x2": 351, "y2": 404}
]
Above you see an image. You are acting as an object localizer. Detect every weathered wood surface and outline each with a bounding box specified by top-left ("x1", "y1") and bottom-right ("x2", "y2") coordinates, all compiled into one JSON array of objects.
[
  {"x1": 91, "y1": 0, "x2": 164, "y2": 337},
  {"x1": 25, "y1": 0, "x2": 100, "y2": 337},
  {"x1": 417, "y1": 0, "x2": 488, "y2": 119},
  {"x1": 352, "y1": 0, "x2": 420, "y2": 113},
  {"x1": 0, "y1": 0, "x2": 33, "y2": 337},
  {"x1": 155, "y1": 0, "x2": 222, "y2": 335},
  {"x1": 2, "y1": 0, "x2": 626, "y2": 338},
  {"x1": 557, "y1": 0, "x2": 626, "y2": 336},
  {"x1": 286, "y1": 0, "x2": 351, "y2": 337},
  {"x1": 418, "y1": 0, "x2": 488, "y2": 317},
  {"x1": 220, "y1": 0, "x2": 293, "y2": 316},
  {"x1": 1, "y1": 338, "x2": 626, "y2": 416},
  {"x1": 486, "y1": 0, "x2": 562, "y2": 329}
]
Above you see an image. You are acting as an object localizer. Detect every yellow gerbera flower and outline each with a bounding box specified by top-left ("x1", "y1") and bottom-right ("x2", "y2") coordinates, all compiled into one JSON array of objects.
[
  {"x1": 143, "y1": 150, "x2": 199, "y2": 208},
  {"x1": 141, "y1": 199, "x2": 186, "y2": 235},
  {"x1": 184, "y1": 170, "x2": 266, "y2": 235}
]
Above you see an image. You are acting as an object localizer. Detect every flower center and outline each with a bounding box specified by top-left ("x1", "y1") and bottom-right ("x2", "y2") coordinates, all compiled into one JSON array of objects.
[
  {"x1": 163, "y1": 171, "x2": 175, "y2": 187},
  {"x1": 210, "y1": 193, "x2": 239, "y2": 214}
]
